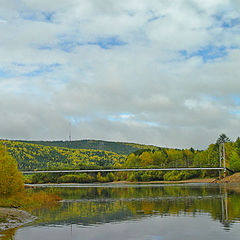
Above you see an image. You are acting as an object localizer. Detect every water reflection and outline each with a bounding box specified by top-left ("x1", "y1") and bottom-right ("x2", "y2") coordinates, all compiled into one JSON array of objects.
[
  {"x1": 30, "y1": 184, "x2": 240, "y2": 227},
  {"x1": 1, "y1": 183, "x2": 240, "y2": 240},
  {"x1": 220, "y1": 186, "x2": 229, "y2": 229}
]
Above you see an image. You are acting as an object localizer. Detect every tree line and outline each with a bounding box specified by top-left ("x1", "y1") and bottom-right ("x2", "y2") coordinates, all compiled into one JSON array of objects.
[{"x1": 1, "y1": 134, "x2": 240, "y2": 184}]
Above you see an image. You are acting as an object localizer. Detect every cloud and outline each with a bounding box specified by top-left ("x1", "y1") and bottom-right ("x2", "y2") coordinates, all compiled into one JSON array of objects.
[{"x1": 0, "y1": 0, "x2": 240, "y2": 149}]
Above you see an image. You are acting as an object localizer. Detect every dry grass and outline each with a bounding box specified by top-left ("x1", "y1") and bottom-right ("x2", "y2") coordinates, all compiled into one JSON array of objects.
[
  {"x1": 214, "y1": 172, "x2": 240, "y2": 184},
  {"x1": 112, "y1": 178, "x2": 215, "y2": 184},
  {"x1": 223, "y1": 172, "x2": 240, "y2": 183},
  {"x1": 0, "y1": 190, "x2": 62, "y2": 210}
]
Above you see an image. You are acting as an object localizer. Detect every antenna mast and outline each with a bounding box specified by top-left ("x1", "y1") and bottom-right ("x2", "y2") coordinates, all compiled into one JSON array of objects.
[{"x1": 69, "y1": 123, "x2": 72, "y2": 142}]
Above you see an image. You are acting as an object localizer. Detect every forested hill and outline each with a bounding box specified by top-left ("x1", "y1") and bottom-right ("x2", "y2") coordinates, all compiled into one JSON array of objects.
[
  {"x1": 0, "y1": 139, "x2": 161, "y2": 171},
  {"x1": 1, "y1": 135, "x2": 240, "y2": 182},
  {"x1": 15, "y1": 139, "x2": 160, "y2": 155},
  {"x1": 0, "y1": 140, "x2": 126, "y2": 170}
]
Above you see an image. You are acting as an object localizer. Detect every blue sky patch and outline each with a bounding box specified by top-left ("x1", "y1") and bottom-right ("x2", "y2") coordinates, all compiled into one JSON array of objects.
[
  {"x1": 147, "y1": 15, "x2": 162, "y2": 23},
  {"x1": 65, "y1": 116, "x2": 92, "y2": 125},
  {"x1": 232, "y1": 96, "x2": 240, "y2": 105},
  {"x1": 37, "y1": 45, "x2": 54, "y2": 51},
  {"x1": 108, "y1": 113, "x2": 160, "y2": 127},
  {"x1": 87, "y1": 36, "x2": 127, "y2": 49},
  {"x1": 179, "y1": 45, "x2": 228, "y2": 62},
  {"x1": 37, "y1": 41, "x2": 76, "y2": 53},
  {"x1": 40, "y1": 36, "x2": 127, "y2": 53},
  {"x1": 222, "y1": 18, "x2": 240, "y2": 28},
  {"x1": 229, "y1": 109, "x2": 240, "y2": 115},
  {"x1": 23, "y1": 63, "x2": 61, "y2": 77},
  {"x1": 213, "y1": 12, "x2": 227, "y2": 22},
  {"x1": 1, "y1": 63, "x2": 61, "y2": 79},
  {"x1": 143, "y1": 121, "x2": 159, "y2": 127},
  {"x1": 42, "y1": 12, "x2": 54, "y2": 22},
  {"x1": 146, "y1": 9, "x2": 165, "y2": 23},
  {"x1": 59, "y1": 41, "x2": 77, "y2": 52},
  {"x1": 0, "y1": 69, "x2": 13, "y2": 79},
  {"x1": 108, "y1": 113, "x2": 134, "y2": 122},
  {"x1": 213, "y1": 12, "x2": 240, "y2": 29},
  {"x1": 20, "y1": 10, "x2": 54, "y2": 22}
]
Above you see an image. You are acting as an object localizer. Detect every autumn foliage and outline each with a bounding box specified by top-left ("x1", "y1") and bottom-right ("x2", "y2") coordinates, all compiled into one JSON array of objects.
[{"x1": 0, "y1": 145, "x2": 24, "y2": 195}]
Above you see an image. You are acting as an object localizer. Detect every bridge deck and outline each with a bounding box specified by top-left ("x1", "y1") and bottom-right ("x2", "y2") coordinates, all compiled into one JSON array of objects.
[{"x1": 21, "y1": 167, "x2": 224, "y2": 174}]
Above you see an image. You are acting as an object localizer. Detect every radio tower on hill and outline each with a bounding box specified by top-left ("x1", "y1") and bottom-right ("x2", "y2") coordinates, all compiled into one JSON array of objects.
[{"x1": 69, "y1": 123, "x2": 72, "y2": 142}]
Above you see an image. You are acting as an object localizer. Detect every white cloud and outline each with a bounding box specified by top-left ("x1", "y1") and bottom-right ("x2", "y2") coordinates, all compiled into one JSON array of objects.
[{"x1": 0, "y1": 0, "x2": 240, "y2": 149}]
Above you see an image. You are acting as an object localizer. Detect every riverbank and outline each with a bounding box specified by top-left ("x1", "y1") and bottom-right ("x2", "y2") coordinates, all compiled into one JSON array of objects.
[
  {"x1": 217, "y1": 172, "x2": 240, "y2": 183},
  {"x1": 118, "y1": 173, "x2": 240, "y2": 184},
  {"x1": 111, "y1": 178, "x2": 216, "y2": 184},
  {"x1": 25, "y1": 178, "x2": 217, "y2": 187},
  {"x1": 0, "y1": 208, "x2": 35, "y2": 232},
  {"x1": 0, "y1": 191, "x2": 61, "y2": 234},
  {"x1": 24, "y1": 173, "x2": 240, "y2": 186}
]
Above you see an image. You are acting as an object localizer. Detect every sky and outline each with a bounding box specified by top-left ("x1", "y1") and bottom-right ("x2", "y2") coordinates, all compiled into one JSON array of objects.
[{"x1": 0, "y1": 0, "x2": 240, "y2": 149}]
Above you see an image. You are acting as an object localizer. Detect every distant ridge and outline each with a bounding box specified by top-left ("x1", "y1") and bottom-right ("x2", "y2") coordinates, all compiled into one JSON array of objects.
[
  {"x1": 16, "y1": 139, "x2": 160, "y2": 155},
  {"x1": 0, "y1": 139, "x2": 160, "y2": 170},
  {"x1": 0, "y1": 139, "x2": 126, "y2": 170}
]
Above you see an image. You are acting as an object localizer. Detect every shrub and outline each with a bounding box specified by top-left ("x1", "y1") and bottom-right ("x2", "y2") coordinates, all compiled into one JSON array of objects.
[
  {"x1": 163, "y1": 171, "x2": 181, "y2": 181},
  {"x1": 57, "y1": 173, "x2": 95, "y2": 183},
  {"x1": 230, "y1": 151, "x2": 240, "y2": 172}
]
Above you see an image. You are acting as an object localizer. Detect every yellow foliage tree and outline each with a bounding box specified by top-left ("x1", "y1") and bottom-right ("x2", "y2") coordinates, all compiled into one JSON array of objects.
[
  {"x1": 140, "y1": 152, "x2": 153, "y2": 167},
  {"x1": 0, "y1": 145, "x2": 24, "y2": 195}
]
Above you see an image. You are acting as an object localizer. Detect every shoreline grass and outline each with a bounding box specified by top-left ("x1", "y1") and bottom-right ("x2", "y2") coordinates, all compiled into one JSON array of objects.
[{"x1": 0, "y1": 190, "x2": 62, "y2": 210}]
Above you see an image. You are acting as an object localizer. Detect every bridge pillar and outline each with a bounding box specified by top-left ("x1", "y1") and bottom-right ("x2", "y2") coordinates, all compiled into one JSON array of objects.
[{"x1": 219, "y1": 142, "x2": 226, "y2": 178}]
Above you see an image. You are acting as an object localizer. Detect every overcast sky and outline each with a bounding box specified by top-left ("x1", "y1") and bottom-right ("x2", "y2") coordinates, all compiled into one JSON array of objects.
[{"x1": 1, "y1": 0, "x2": 240, "y2": 149}]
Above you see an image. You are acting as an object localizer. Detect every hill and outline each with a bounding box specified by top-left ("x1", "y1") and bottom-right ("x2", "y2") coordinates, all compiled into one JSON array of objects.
[
  {"x1": 2, "y1": 137, "x2": 240, "y2": 183},
  {"x1": 0, "y1": 140, "x2": 126, "y2": 170},
  {"x1": 16, "y1": 139, "x2": 160, "y2": 155}
]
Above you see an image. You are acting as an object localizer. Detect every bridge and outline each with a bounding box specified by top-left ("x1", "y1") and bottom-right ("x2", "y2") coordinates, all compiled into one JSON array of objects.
[
  {"x1": 21, "y1": 167, "x2": 225, "y2": 174},
  {"x1": 21, "y1": 143, "x2": 230, "y2": 175}
]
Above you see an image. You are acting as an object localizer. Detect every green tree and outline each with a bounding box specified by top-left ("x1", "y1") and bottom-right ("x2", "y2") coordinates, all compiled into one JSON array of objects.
[
  {"x1": 152, "y1": 150, "x2": 167, "y2": 167},
  {"x1": 0, "y1": 145, "x2": 24, "y2": 195},
  {"x1": 217, "y1": 134, "x2": 231, "y2": 144},
  {"x1": 207, "y1": 144, "x2": 219, "y2": 167},
  {"x1": 125, "y1": 153, "x2": 139, "y2": 167},
  {"x1": 140, "y1": 152, "x2": 153, "y2": 167},
  {"x1": 233, "y1": 137, "x2": 240, "y2": 155},
  {"x1": 229, "y1": 150, "x2": 240, "y2": 172}
]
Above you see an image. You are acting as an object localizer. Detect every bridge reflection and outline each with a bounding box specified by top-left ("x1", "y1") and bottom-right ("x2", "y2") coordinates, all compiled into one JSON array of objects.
[
  {"x1": 220, "y1": 185, "x2": 230, "y2": 228},
  {"x1": 27, "y1": 184, "x2": 237, "y2": 228},
  {"x1": 0, "y1": 184, "x2": 238, "y2": 240}
]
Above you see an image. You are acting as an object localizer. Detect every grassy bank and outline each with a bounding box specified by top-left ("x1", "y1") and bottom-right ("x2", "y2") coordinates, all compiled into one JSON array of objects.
[
  {"x1": 0, "y1": 190, "x2": 61, "y2": 234},
  {"x1": 0, "y1": 145, "x2": 62, "y2": 234},
  {"x1": 0, "y1": 190, "x2": 61, "y2": 210}
]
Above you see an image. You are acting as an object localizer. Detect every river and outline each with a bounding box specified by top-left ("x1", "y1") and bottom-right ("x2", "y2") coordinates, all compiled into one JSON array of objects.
[{"x1": 2, "y1": 183, "x2": 240, "y2": 240}]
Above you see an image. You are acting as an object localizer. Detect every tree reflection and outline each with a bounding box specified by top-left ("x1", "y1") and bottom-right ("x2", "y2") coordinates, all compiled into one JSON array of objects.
[
  {"x1": 1, "y1": 184, "x2": 240, "y2": 240},
  {"x1": 30, "y1": 185, "x2": 240, "y2": 228}
]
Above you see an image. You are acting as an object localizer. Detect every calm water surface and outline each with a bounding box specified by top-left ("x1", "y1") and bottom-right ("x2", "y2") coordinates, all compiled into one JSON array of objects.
[{"x1": 2, "y1": 183, "x2": 240, "y2": 240}]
